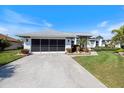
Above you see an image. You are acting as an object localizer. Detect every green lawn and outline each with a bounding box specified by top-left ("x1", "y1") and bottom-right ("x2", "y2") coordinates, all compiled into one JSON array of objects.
[
  {"x1": 0, "y1": 50, "x2": 23, "y2": 66},
  {"x1": 74, "y1": 51, "x2": 124, "y2": 88}
]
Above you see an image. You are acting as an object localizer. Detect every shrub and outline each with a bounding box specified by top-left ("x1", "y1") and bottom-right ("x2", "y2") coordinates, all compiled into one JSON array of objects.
[
  {"x1": 93, "y1": 47, "x2": 119, "y2": 51},
  {"x1": 83, "y1": 48, "x2": 89, "y2": 52},
  {"x1": 80, "y1": 48, "x2": 89, "y2": 52},
  {"x1": 66, "y1": 48, "x2": 72, "y2": 53},
  {"x1": 114, "y1": 48, "x2": 124, "y2": 53},
  {"x1": 0, "y1": 39, "x2": 11, "y2": 51},
  {"x1": 21, "y1": 49, "x2": 29, "y2": 54},
  {"x1": 80, "y1": 48, "x2": 84, "y2": 52},
  {"x1": 17, "y1": 46, "x2": 23, "y2": 50},
  {"x1": 72, "y1": 45, "x2": 79, "y2": 52}
]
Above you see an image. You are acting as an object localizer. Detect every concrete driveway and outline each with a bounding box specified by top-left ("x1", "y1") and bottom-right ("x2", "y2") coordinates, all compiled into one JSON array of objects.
[{"x1": 0, "y1": 54, "x2": 106, "y2": 88}]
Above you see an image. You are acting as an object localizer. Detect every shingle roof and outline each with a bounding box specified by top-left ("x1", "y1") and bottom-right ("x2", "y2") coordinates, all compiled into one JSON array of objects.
[
  {"x1": 0, "y1": 34, "x2": 18, "y2": 42},
  {"x1": 17, "y1": 29, "x2": 93, "y2": 38}
]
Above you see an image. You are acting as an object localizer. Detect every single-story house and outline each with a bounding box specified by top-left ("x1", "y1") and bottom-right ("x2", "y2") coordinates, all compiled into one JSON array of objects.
[
  {"x1": 18, "y1": 29, "x2": 120, "y2": 53},
  {"x1": 18, "y1": 29, "x2": 93, "y2": 53},
  {"x1": 89, "y1": 36, "x2": 121, "y2": 48},
  {"x1": 0, "y1": 34, "x2": 23, "y2": 50}
]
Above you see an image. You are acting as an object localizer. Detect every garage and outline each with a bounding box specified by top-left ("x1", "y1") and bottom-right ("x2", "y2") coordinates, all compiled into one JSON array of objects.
[{"x1": 31, "y1": 39, "x2": 65, "y2": 52}]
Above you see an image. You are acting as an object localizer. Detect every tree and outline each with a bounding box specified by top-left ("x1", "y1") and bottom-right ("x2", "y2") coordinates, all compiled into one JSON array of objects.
[
  {"x1": 111, "y1": 25, "x2": 124, "y2": 48},
  {"x1": 0, "y1": 39, "x2": 11, "y2": 51},
  {"x1": 77, "y1": 37, "x2": 88, "y2": 48}
]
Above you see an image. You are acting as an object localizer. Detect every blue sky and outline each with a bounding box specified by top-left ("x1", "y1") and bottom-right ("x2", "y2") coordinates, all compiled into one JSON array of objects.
[{"x1": 0, "y1": 5, "x2": 124, "y2": 39}]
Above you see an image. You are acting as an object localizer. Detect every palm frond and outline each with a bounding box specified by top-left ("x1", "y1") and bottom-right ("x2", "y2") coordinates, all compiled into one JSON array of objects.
[{"x1": 111, "y1": 25, "x2": 124, "y2": 46}]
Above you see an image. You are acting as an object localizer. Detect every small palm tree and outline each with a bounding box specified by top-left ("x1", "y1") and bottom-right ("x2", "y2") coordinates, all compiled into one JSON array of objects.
[
  {"x1": 112, "y1": 25, "x2": 124, "y2": 48},
  {"x1": 77, "y1": 37, "x2": 87, "y2": 48}
]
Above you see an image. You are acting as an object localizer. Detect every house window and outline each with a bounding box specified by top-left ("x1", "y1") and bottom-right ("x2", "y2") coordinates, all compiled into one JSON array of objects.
[
  {"x1": 76, "y1": 39, "x2": 79, "y2": 44},
  {"x1": 96, "y1": 41, "x2": 99, "y2": 46},
  {"x1": 71, "y1": 40, "x2": 74, "y2": 47},
  {"x1": 26, "y1": 39, "x2": 28, "y2": 42},
  {"x1": 102, "y1": 40, "x2": 105, "y2": 44},
  {"x1": 90, "y1": 40, "x2": 94, "y2": 45}
]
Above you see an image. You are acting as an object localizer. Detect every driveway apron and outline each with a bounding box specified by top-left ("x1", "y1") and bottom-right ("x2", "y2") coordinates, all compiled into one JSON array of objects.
[{"x1": 0, "y1": 54, "x2": 106, "y2": 88}]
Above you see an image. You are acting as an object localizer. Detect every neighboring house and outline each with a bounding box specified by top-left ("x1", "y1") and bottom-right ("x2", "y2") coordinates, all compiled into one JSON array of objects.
[
  {"x1": 88, "y1": 36, "x2": 121, "y2": 48},
  {"x1": 18, "y1": 29, "x2": 93, "y2": 53},
  {"x1": 0, "y1": 34, "x2": 23, "y2": 50},
  {"x1": 87, "y1": 36, "x2": 104, "y2": 48}
]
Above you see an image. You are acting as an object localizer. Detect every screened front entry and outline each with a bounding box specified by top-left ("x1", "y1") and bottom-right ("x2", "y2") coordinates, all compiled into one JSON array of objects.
[{"x1": 31, "y1": 39, "x2": 65, "y2": 52}]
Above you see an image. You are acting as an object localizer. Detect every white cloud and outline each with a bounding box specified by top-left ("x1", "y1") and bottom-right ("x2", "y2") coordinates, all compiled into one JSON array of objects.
[
  {"x1": 107, "y1": 22, "x2": 124, "y2": 31},
  {"x1": 91, "y1": 29, "x2": 100, "y2": 35},
  {"x1": 3, "y1": 9, "x2": 53, "y2": 28},
  {"x1": 0, "y1": 26, "x2": 8, "y2": 34},
  {"x1": 0, "y1": 9, "x2": 54, "y2": 37},
  {"x1": 97, "y1": 21, "x2": 108, "y2": 28},
  {"x1": 0, "y1": 23, "x2": 43, "y2": 39},
  {"x1": 42, "y1": 20, "x2": 53, "y2": 28},
  {"x1": 3, "y1": 9, "x2": 42, "y2": 26},
  {"x1": 91, "y1": 21, "x2": 124, "y2": 39},
  {"x1": 91, "y1": 29, "x2": 112, "y2": 39},
  {"x1": 101, "y1": 31, "x2": 113, "y2": 39}
]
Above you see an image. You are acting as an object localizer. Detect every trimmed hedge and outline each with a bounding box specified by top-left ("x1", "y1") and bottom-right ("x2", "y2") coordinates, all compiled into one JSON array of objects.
[
  {"x1": 21, "y1": 49, "x2": 29, "y2": 54},
  {"x1": 114, "y1": 48, "x2": 124, "y2": 53},
  {"x1": 93, "y1": 47, "x2": 119, "y2": 51}
]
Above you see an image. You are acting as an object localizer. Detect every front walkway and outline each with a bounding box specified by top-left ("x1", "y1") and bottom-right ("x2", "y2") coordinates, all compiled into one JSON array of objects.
[{"x1": 0, "y1": 54, "x2": 106, "y2": 88}]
